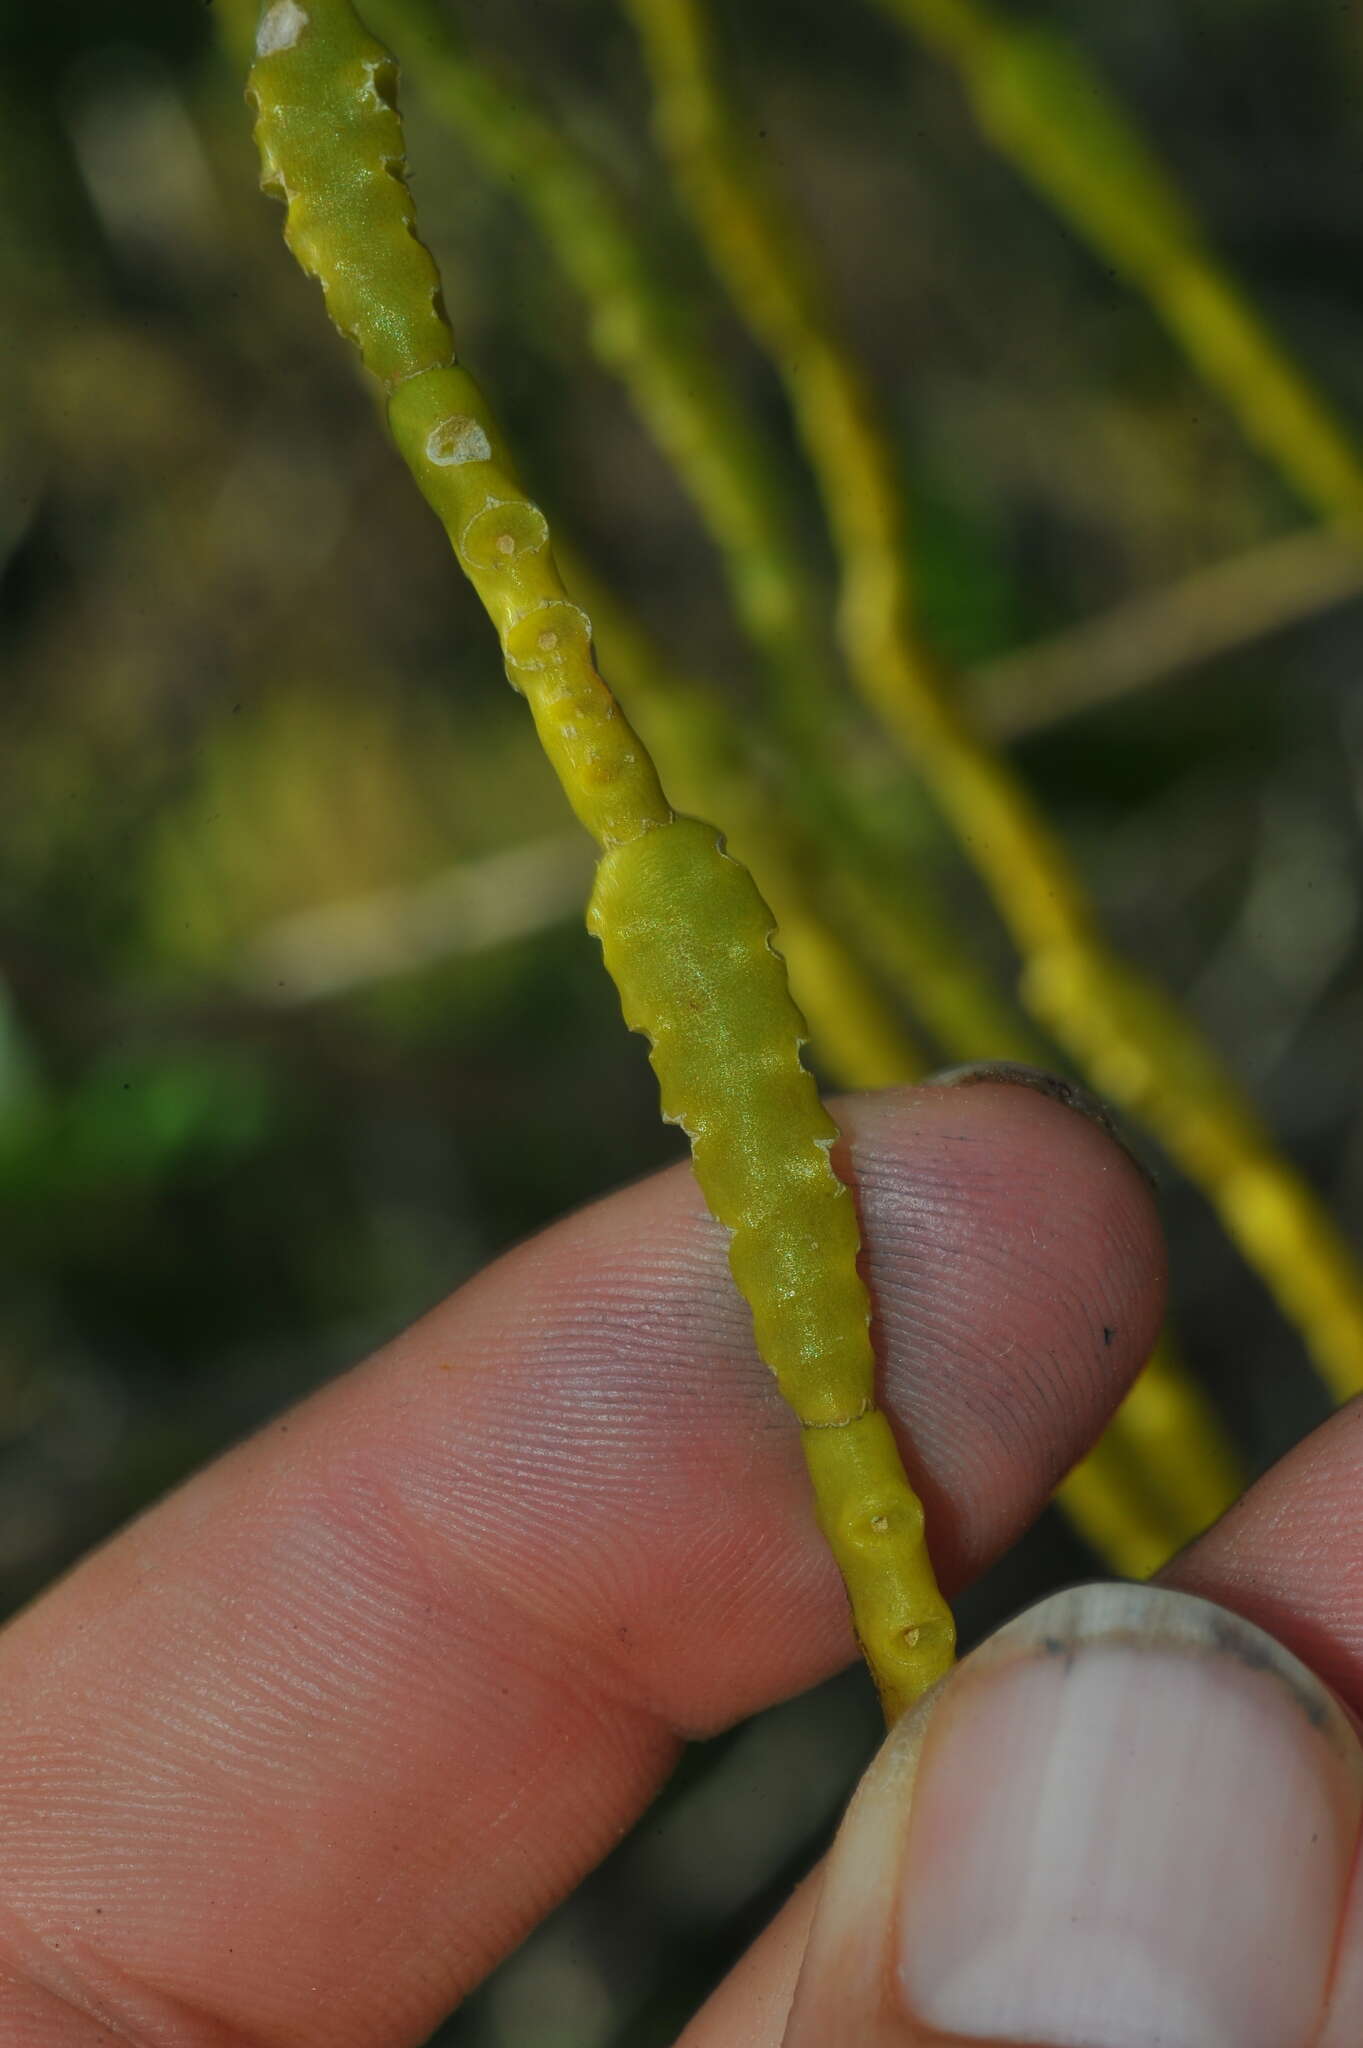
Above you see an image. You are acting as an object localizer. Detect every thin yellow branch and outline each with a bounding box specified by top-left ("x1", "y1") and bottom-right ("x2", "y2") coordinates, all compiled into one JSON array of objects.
[
  {"x1": 972, "y1": 526, "x2": 1363, "y2": 741},
  {"x1": 586, "y1": 567, "x2": 1244, "y2": 1572},
  {"x1": 575, "y1": 562, "x2": 933, "y2": 1092},
  {"x1": 247, "y1": 0, "x2": 955, "y2": 1719},
  {"x1": 881, "y1": 0, "x2": 1363, "y2": 534},
  {"x1": 623, "y1": 0, "x2": 1363, "y2": 1406}
]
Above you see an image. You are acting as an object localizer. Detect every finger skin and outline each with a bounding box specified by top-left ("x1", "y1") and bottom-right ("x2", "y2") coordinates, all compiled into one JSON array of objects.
[
  {"x1": 673, "y1": 1871, "x2": 822, "y2": 2048},
  {"x1": 1161, "y1": 1398, "x2": 1363, "y2": 2045},
  {"x1": 0, "y1": 1082, "x2": 1163, "y2": 2047},
  {"x1": 690, "y1": 1385, "x2": 1363, "y2": 2048},
  {"x1": 1162, "y1": 1396, "x2": 1363, "y2": 1710}
]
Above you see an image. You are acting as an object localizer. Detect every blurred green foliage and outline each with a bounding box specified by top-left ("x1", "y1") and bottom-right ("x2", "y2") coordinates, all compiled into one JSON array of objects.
[{"x1": 4, "y1": 0, "x2": 1363, "y2": 2039}]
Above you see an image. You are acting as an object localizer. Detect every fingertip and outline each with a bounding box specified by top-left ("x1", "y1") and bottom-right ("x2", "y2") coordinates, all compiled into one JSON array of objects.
[
  {"x1": 0, "y1": 1075, "x2": 1172, "y2": 2046},
  {"x1": 780, "y1": 1585, "x2": 1361, "y2": 2048}
]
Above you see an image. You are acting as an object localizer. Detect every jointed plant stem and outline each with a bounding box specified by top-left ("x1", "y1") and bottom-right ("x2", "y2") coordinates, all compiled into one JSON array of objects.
[
  {"x1": 582, "y1": 570, "x2": 1242, "y2": 1570},
  {"x1": 574, "y1": 561, "x2": 931, "y2": 1092},
  {"x1": 247, "y1": 0, "x2": 954, "y2": 1720}
]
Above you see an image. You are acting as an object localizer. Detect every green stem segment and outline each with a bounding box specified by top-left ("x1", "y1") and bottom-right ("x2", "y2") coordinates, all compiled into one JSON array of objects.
[{"x1": 247, "y1": 0, "x2": 954, "y2": 1720}]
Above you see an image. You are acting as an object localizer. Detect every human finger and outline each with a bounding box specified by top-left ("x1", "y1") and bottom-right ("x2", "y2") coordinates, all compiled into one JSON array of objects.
[
  {"x1": 0, "y1": 1076, "x2": 1164, "y2": 2047},
  {"x1": 685, "y1": 1582, "x2": 1363, "y2": 2048}
]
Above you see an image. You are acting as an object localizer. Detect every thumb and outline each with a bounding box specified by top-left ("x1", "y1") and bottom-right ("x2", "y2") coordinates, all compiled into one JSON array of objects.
[{"x1": 688, "y1": 1584, "x2": 1363, "y2": 2047}]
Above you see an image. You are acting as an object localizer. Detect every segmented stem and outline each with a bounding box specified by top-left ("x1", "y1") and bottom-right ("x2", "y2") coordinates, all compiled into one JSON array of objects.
[
  {"x1": 584, "y1": 565, "x2": 1243, "y2": 1570},
  {"x1": 245, "y1": 0, "x2": 1243, "y2": 1583},
  {"x1": 575, "y1": 563, "x2": 930, "y2": 1091},
  {"x1": 625, "y1": 0, "x2": 1363, "y2": 1404},
  {"x1": 247, "y1": 0, "x2": 953, "y2": 1719}
]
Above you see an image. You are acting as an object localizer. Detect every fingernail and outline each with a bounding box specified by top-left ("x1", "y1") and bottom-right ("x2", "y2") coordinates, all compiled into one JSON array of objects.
[
  {"x1": 896, "y1": 1583, "x2": 1363, "y2": 2047},
  {"x1": 925, "y1": 1061, "x2": 1156, "y2": 1187}
]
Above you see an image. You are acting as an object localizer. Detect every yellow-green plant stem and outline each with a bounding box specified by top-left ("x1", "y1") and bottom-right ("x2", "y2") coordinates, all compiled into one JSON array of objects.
[
  {"x1": 363, "y1": 0, "x2": 1050, "y2": 1097},
  {"x1": 1059, "y1": 1332, "x2": 1241, "y2": 1579},
  {"x1": 1055, "y1": 1380, "x2": 1188, "y2": 1584},
  {"x1": 368, "y1": 0, "x2": 978, "y2": 1058},
  {"x1": 880, "y1": 0, "x2": 1363, "y2": 536},
  {"x1": 576, "y1": 563, "x2": 928, "y2": 1092},
  {"x1": 624, "y1": 0, "x2": 1363, "y2": 1405},
  {"x1": 247, "y1": 0, "x2": 953, "y2": 1720},
  {"x1": 579, "y1": 550, "x2": 1059, "y2": 1085},
  {"x1": 584, "y1": 565, "x2": 1242, "y2": 1569},
  {"x1": 235, "y1": 0, "x2": 1202, "y2": 1571},
  {"x1": 1066, "y1": 1331, "x2": 1241, "y2": 1575},
  {"x1": 244, "y1": 0, "x2": 1242, "y2": 1582},
  {"x1": 828, "y1": 863, "x2": 1052, "y2": 1072},
  {"x1": 366, "y1": 0, "x2": 839, "y2": 762}
]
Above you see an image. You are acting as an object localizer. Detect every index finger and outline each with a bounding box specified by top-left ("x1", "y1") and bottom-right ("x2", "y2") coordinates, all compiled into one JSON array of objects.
[{"x1": 0, "y1": 1077, "x2": 1164, "y2": 2048}]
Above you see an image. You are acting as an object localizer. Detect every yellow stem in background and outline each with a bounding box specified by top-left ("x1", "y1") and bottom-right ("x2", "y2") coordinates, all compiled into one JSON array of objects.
[
  {"x1": 623, "y1": 0, "x2": 1363, "y2": 1408},
  {"x1": 1057, "y1": 1335, "x2": 1243, "y2": 1580},
  {"x1": 971, "y1": 525, "x2": 1363, "y2": 742},
  {"x1": 878, "y1": 0, "x2": 1363, "y2": 536},
  {"x1": 1075, "y1": 1330, "x2": 1243, "y2": 1570},
  {"x1": 577, "y1": 564, "x2": 930, "y2": 1092}
]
